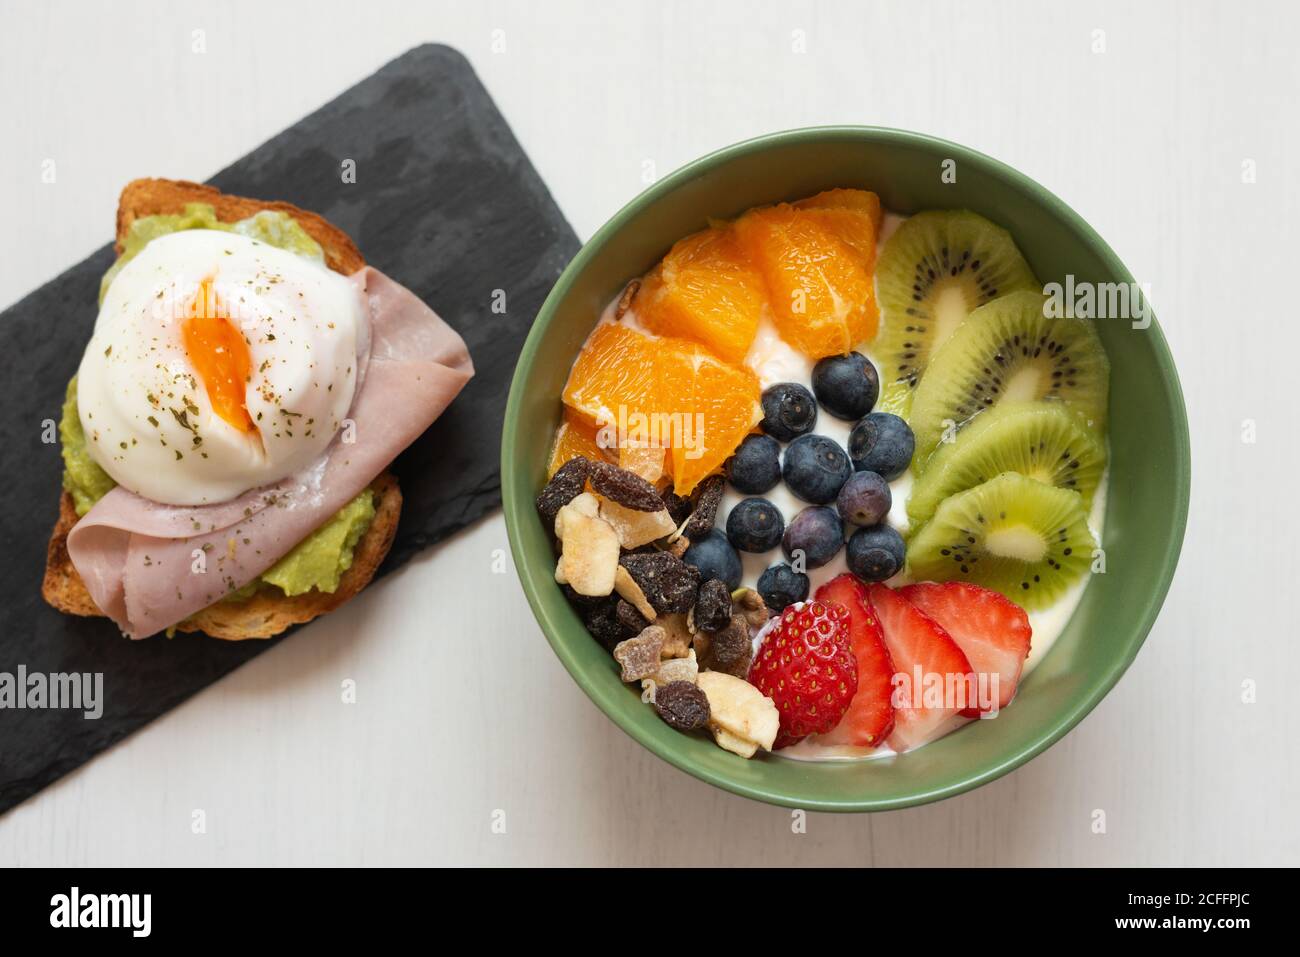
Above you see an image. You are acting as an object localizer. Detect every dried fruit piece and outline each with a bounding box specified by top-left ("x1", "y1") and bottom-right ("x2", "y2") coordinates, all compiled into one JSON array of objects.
[
  {"x1": 657, "y1": 612, "x2": 694, "y2": 659},
  {"x1": 614, "y1": 565, "x2": 657, "y2": 621},
  {"x1": 618, "y1": 552, "x2": 700, "y2": 614},
  {"x1": 588, "y1": 460, "x2": 664, "y2": 512},
  {"x1": 653, "y1": 649, "x2": 699, "y2": 685},
  {"x1": 661, "y1": 488, "x2": 694, "y2": 525},
  {"x1": 614, "y1": 626, "x2": 666, "y2": 681},
  {"x1": 619, "y1": 444, "x2": 667, "y2": 483},
  {"x1": 653, "y1": 680, "x2": 712, "y2": 732},
  {"x1": 536, "y1": 456, "x2": 592, "y2": 525},
  {"x1": 616, "y1": 598, "x2": 651, "y2": 637},
  {"x1": 554, "y1": 493, "x2": 620, "y2": 596},
  {"x1": 697, "y1": 671, "x2": 779, "y2": 757},
  {"x1": 698, "y1": 613, "x2": 753, "y2": 678},
  {"x1": 682, "y1": 475, "x2": 725, "y2": 541},
  {"x1": 598, "y1": 496, "x2": 676, "y2": 549},
  {"x1": 581, "y1": 597, "x2": 623, "y2": 651},
  {"x1": 694, "y1": 579, "x2": 733, "y2": 632}
]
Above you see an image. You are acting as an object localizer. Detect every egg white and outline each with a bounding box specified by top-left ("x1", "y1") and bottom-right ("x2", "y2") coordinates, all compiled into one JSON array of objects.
[{"x1": 77, "y1": 229, "x2": 365, "y2": 505}]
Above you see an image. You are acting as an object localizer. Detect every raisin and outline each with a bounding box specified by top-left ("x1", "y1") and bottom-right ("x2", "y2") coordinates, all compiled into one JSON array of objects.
[
  {"x1": 682, "y1": 475, "x2": 724, "y2": 541},
  {"x1": 694, "y1": 579, "x2": 733, "y2": 632},
  {"x1": 588, "y1": 460, "x2": 663, "y2": 512},
  {"x1": 616, "y1": 599, "x2": 651, "y2": 637},
  {"x1": 661, "y1": 489, "x2": 693, "y2": 526},
  {"x1": 653, "y1": 680, "x2": 711, "y2": 732},
  {"x1": 619, "y1": 552, "x2": 700, "y2": 615},
  {"x1": 700, "y1": 614, "x2": 752, "y2": 678},
  {"x1": 536, "y1": 457, "x2": 592, "y2": 526},
  {"x1": 580, "y1": 597, "x2": 623, "y2": 651},
  {"x1": 614, "y1": 626, "x2": 665, "y2": 681}
]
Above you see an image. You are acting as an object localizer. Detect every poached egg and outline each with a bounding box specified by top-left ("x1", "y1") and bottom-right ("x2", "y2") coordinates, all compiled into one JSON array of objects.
[{"x1": 77, "y1": 229, "x2": 365, "y2": 505}]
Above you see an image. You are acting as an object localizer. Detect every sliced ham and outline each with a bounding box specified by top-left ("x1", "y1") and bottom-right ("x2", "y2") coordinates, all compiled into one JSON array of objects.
[{"x1": 67, "y1": 267, "x2": 473, "y2": 638}]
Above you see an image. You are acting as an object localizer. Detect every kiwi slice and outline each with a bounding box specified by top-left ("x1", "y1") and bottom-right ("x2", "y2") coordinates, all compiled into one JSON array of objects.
[
  {"x1": 908, "y1": 290, "x2": 1109, "y2": 469},
  {"x1": 906, "y1": 401, "x2": 1106, "y2": 530},
  {"x1": 906, "y1": 472, "x2": 1096, "y2": 610},
  {"x1": 875, "y1": 210, "x2": 1039, "y2": 416}
]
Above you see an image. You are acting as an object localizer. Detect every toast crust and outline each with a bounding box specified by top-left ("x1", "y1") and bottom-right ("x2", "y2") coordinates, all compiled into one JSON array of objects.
[
  {"x1": 43, "y1": 180, "x2": 396, "y2": 640},
  {"x1": 115, "y1": 178, "x2": 365, "y2": 276}
]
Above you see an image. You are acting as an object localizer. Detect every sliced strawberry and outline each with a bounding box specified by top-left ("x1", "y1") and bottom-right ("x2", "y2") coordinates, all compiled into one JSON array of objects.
[
  {"x1": 864, "y1": 584, "x2": 974, "y2": 752},
  {"x1": 814, "y1": 575, "x2": 895, "y2": 748},
  {"x1": 900, "y1": 582, "x2": 1032, "y2": 717}
]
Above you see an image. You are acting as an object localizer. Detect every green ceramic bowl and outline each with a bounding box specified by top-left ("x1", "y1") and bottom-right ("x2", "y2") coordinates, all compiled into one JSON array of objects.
[{"x1": 502, "y1": 127, "x2": 1189, "y2": 811}]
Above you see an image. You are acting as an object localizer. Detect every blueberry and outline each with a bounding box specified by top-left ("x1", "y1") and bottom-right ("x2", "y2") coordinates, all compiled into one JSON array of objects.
[
  {"x1": 846, "y1": 524, "x2": 905, "y2": 582},
  {"x1": 760, "y1": 382, "x2": 818, "y2": 441},
  {"x1": 726, "y1": 434, "x2": 782, "y2": 494},
  {"x1": 849, "y1": 412, "x2": 915, "y2": 480},
  {"x1": 781, "y1": 505, "x2": 845, "y2": 570},
  {"x1": 782, "y1": 434, "x2": 851, "y2": 504},
  {"x1": 756, "y1": 563, "x2": 810, "y2": 613},
  {"x1": 725, "y1": 497, "x2": 785, "y2": 553},
  {"x1": 683, "y1": 529, "x2": 743, "y2": 590},
  {"x1": 836, "y1": 470, "x2": 892, "y2": 527},
  {"x1": 811, "y1": 352, "x2": 879, "y2": 420}
]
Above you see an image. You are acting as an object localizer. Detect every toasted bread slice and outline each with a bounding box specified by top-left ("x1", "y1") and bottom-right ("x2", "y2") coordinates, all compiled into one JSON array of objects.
[
  {"x1": 42, "y1": 179, "x2": 397, "y2": 640},
  {"x1": 116, "y1": 178, "x2": 365, "y2": 275}
]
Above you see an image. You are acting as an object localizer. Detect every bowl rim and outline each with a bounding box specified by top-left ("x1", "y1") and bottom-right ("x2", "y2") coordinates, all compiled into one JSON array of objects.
[{"x1": 502, "y1": 125, "x2": 1191, "y2": 812}]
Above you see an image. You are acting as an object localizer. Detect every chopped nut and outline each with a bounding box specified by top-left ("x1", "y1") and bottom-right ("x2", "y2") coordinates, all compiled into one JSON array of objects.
[
  {"x1": 697, "y1": 671, "x2": 779, "y2": 756},
  {"x1": 614, "y1": 566, "x2": 657, "y2": 621},
  {"x1": 735, "y1": 588, "x2": 772, "y2": 628},
  {"x1": 598, "y1": 496, "x2": 676, "y2": 548},
  {"x1": 614, "y1": 626, "x2": 665, "y2": 681},
  {"x1": 614, "y1": 278, "x2": 641, "y2": 319},
  {"x1": 554, "y1": 493, "x2": 621, "y2": 596}
]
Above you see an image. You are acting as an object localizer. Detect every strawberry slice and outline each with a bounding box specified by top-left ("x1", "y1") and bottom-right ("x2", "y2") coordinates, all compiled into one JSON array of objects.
[
  {"x1": 814, "y1": 575, "x2": 895, "y2": 748},
  {"x1": 864, "y1": 584, "x2": 974, "y2": 752},
  {"x1": 900, "y1": 582, "x2": 1032, "y2": 717}
]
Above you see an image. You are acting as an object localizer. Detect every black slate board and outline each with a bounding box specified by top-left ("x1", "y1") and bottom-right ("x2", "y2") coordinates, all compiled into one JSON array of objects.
[{"x1": 0, "y1": 45, "x2": 579, "y2": 815}]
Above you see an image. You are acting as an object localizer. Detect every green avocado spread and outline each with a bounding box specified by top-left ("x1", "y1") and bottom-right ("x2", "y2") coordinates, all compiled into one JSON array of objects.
[
  {"x1": 99, "y1": 203, "x2": 324, "y2": 303},
  {"x1": 65, "y1": 204, "x2": 373, "y2": 604}
]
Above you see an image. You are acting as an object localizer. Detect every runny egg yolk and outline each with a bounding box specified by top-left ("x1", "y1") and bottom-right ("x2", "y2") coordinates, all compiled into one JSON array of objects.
[{"x1": 181, "y1": 279, "x2": 256, "y2": 433}]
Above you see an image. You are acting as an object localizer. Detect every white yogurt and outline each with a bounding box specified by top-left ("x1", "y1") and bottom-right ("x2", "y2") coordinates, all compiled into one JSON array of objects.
[{"x1": 587, "y1": 209, "x2": 1108, "y2": 761}]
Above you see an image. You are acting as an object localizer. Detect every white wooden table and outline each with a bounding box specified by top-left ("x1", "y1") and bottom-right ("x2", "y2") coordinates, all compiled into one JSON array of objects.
[{"x1": 1, "y1": 0, "x2": 1294, "y2": 866}]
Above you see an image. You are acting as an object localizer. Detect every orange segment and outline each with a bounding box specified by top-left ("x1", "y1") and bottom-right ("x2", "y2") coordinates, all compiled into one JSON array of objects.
[
  {"x1": 546, "y1": 410, "x2": 612, "y2": 477},
  {"x1": 561, "y1": 322, "x2": 759, "y2": 495},
  {"x1": 634, "y1": 225, "x2": 766, "y2": 363},
  {"x1": 182, "y1": 279, "x2": 255, "y2": 433},
  {"x1": 561, "y1": 322, "x2": 662, "y2": 439},
  {"x1": 670, "y1": 344, "x2": 762, "y2": 494},
  {"x1": 734, "y1": 204, "x2": 880, "y2": 359},
  {"x1": 793, "y1": 189, "x2": 883, "y2": 269},
  {"x1": 794, "y1": 188, "x2": 883, "y2": 230}
]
